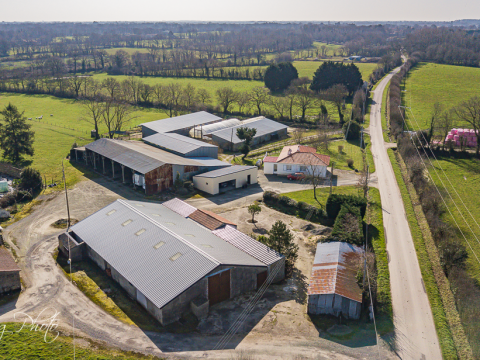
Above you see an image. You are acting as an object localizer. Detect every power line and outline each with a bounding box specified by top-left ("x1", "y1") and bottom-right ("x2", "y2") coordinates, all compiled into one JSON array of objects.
[
  {"x1": 407, "y1": 108, "x2": 480, "y2": 236},
  {"x1": 398, "y1": 110, "x2": 480, "y2": 264}
]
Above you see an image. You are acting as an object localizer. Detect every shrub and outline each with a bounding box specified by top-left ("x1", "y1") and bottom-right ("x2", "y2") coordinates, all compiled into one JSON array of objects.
[
  {"x1": 347, "y1": 159, "x2": 354, "y2": 168},
  {"x1": 19, "y1": 167, "x2": 42, "y2": 191},
  {"x1": 342, "y1": 120, "x2": 362, "y2": 140},
  {"x1": 338, "y1": 145, "x2": 344, "y2": 153},
  {"x1": 326, "y1": 193, "x2": 367, "y2": 219},
  {"x1": 330, "y1": 204, "x2": 364, "y2": 245},
  {"x1": 297, "y1": 201, "x2": 309, "y2": 211},
  {"x1": 0, "y1": 192, "x2": 16, "y2": 208},
  {"x1": 263, "y1": 191, "x2": 277, "y2": 201}
]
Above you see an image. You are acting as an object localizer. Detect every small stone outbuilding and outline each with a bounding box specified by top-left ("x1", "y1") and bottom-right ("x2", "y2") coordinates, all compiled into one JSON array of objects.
[{"x1": 0, "y1": 247, "x2": 21, "y2": 294}]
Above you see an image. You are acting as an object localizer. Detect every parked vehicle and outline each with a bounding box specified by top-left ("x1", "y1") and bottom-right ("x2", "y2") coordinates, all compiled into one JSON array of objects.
[{"x1": 287, "y1": 172, "x2": 305, "y2": 181}]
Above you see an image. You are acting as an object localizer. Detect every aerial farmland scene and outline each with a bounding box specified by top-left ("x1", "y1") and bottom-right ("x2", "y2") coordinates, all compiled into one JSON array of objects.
[{"x1": 0, "y1": 2, "x2": 480, "y2": 360}]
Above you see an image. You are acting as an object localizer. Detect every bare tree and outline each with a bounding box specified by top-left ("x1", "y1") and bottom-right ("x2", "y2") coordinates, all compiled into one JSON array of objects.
[
  {"x1": 322, "y1": 84, "x2": 348, "y2": 125},
  {"x1": 216, "y1": 87, "x2": 238, "y2": 114},
  {"x1": 268, "y1": 96, "x2": 289, "y2": 120},
  {"x1": 68, "y1": 75, "x2": 84, "y2": 98},
  {"x1": 292, "y1": 127, "x2": 305, "y2": 144},
  {"x1": 454, "y1": 96, "x2": 480, "y2": 156},
  {"x1": 197, "y1": 88, "x2": 211, "y2": 105},
  {"x1": 181, "y1": 83, "x2": 196, "y2": 110},
  {"x1": 82, "y1": 94, "x2": 104, "y2": 140},
  {"x1": 162, "y1": 83, "x2": 184, "y2": 117},
  {"x1": 102, "y1": 78, "x2": 121, "y2": 99},
  {"x1": 428, "y1": 102, "x2": 444, "y2": 145},
  {"x1": 436, "y1": 109, "x2": 456, "y2": 151},
  {"x1": 236, "y1": 92, "x2": 252, "y2": 114},
  {"x1": 304, "y1": 154, "x2": 327, "y2": 206},
  {"x1": 250, "y1": 87, "x2": 269, "y2": 115}
]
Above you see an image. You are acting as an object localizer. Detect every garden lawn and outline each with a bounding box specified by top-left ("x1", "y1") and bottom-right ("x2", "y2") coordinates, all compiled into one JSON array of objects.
[
  {"x1": 403, "y1": 62, "x2": 480, "y2": 130},
  {"x1": 0, "y1": 93, "x2": 167, "y2": 186},
  {"x1": 282, "y1": 185, "x2": 362, "y2": 206}
]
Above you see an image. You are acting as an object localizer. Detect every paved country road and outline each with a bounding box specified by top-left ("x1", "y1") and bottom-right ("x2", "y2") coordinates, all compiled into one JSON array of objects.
[{"x1": 370, "y1": 69, "x2": 443, "y2": 359}]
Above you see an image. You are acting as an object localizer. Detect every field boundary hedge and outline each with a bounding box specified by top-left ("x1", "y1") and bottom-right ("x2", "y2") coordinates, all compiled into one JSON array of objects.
[{"x1": 388, "y1": 149, "x2": 462, "y2": 359}]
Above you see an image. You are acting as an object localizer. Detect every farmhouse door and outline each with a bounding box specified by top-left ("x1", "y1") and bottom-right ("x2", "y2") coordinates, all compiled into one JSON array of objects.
[
  {"x1": 208, "y1": 269, "x2": 231, "y2": 306},
  {"x1": 257, "y1": 271, "x2": 268, "y2": 289}
]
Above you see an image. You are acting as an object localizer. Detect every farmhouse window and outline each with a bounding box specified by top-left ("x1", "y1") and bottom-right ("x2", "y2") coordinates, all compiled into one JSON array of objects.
[{"x1": 284, "y1": 165, "x2": 292, "y2": 171}]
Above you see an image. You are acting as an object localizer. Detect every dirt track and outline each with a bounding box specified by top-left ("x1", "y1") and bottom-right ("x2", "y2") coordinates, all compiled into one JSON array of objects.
[{"x1": 0, "y1": 176, "x2": 392, "y2": 359}]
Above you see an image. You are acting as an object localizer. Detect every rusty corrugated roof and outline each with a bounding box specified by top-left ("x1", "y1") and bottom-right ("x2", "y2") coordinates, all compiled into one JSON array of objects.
[
  {"x1": 0, "y1": 247, "x2": 20, "y2": 272},
  {"x1": 307, "y1": 242, "x2": 363, "y2": 303},
  {"x1": 189, "y1": 209, "x2": 225, "y2": 230}
]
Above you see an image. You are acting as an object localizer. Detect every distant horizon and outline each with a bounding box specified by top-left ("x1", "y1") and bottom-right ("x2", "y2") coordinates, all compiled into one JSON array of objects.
[{"x1": 2, "y1": 0, "x2": 480, "y2": 23}]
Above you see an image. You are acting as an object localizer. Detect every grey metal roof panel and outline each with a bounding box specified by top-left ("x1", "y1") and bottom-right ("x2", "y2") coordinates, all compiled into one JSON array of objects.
[
  {"x1": 193, "y1": 165, "x2": 256, "y2": 178},
  {"x1": 213, "y1": 225, "x2": 284, "y2": 266},
  {"x1": 70, "y1": 200, "x2": 218, "y2": 309},
  {"x1": 162, "y1": 198, "x2": 197, "y2": 217},
  {"x1": 123, "y1": 200, "x2": 265, "y2": 267},
  {"x1": 141, "y1": 111, "x2": 222, "y2": 134},
  {"x1": 85, "y1": 138, "x2": 204, "y2": 174},
  {"x1": 186, "y1": 157, "x2": 232, "y2": 167},
  {"x1": 143, "y1": 133, "x2": 217, "y2": 156},
  {"x1": 199, "y1": 119, "x2": 242, "y2": 135},
  {"x1": 210, "y1": 118, "x2": 288, "y2": 144}
]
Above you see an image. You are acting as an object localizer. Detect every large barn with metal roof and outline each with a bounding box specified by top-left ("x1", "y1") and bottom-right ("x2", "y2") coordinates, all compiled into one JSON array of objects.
[
  {"x1": 141, "y1": 111, "x2": 222, "y2": 137},
  {"x1": 58, "y1": 198, "x2": 285, "y2": 325},
  {"x1": 72, "y1": 138, "x2": 229, "y2": 195},
  {"x1": 209, "y1": 117, "x2": 288, "y2": 151}
]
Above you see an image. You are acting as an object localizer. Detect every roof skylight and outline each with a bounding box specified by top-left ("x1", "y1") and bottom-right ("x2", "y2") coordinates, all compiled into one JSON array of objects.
[
  {"x1": 122, "y1": 219, "x2": 133, "y2": 226},
  {"x1": 106, "y1": 209, "x2": 116, "y2": 216},
  {"x1": 153, "y1": 241, "x2": 165, "y2": 249},
  {"x1": 170, "y1": 253, "x2": 182, "y2": 261},
  {"x1": 135, "y1": 229, "x2": 146, "y2": 236}
]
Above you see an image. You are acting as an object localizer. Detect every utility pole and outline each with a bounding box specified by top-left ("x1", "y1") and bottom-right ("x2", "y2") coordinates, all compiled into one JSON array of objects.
[
  {"x1": 62, "y1": 161, "x2": 71, "y2": 230},
  {"x1": 330, "y1": 161, "x2": 335, "y2": 195}
]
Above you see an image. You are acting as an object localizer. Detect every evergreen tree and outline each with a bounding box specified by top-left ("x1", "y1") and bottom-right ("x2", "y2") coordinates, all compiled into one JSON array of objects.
[
  {"x1": 310, "y1": 61, "x2": 362, "y2": 95},
  {"x1": 236, "y1": 127, "x2": 257, "y2": 159},
  {"x1": 0, "y1": 103, "x2": 35, "y2": 163},
  {"x1": 264, "y1": 62, "x2": 299, "y2": 92},
  {"x1": 260, "y1": 220, "x2": 299, "y2": 266}
]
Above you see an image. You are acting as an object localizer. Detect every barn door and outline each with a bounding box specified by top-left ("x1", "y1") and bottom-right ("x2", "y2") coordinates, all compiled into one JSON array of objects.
[
  {"x1": 257, "y1": 271, "x2": 268, "y2": 289},
  {"x1": 208, "y1": 269, "x2": 231, "y2": 306}
]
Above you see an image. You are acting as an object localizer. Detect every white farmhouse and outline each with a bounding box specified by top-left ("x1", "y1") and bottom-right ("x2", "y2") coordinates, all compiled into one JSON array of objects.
[{"x1": 263, "y1": 145, "x2": 330, "y2": 178}]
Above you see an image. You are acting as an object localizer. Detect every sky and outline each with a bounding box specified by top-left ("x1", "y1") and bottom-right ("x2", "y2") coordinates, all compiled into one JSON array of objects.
[{"x1": 1, "y1": 0, "x2": 480, "y2": 22}]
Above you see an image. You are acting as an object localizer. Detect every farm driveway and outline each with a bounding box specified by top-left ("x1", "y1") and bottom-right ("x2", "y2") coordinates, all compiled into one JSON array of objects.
[{"x1": 0, "y1": 176, "x2": 388, "y2": 359}]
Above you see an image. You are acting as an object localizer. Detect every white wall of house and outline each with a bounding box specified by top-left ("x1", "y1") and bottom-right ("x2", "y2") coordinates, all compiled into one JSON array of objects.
[{"x1": 264, "y1": 162, "x2": 327, "y2": 177}]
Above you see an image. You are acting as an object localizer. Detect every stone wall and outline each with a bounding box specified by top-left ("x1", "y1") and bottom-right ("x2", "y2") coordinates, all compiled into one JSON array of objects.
[{"x1": 0, "y1": 271, "x2": 21, "y2": 294}]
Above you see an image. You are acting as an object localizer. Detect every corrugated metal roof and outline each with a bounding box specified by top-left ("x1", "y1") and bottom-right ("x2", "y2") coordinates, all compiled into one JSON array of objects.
[
  {"x1": 71, "y1": 199, "x2": 265, "y2": 309},
  {"x1": 210, "y1": 118, "x2": 288, "y2": 144},
  {"x1": 213, "y1": 225, "x2": 284, "y2": 266},
  {"x1": 193, "y1": 165, "x2": 256, "y2": 178},
  {"x1": 85, "y1": 138, "x2": 205, "y2": 174},
  {"x1": 308, "y1": 242, "x2": 363, "y2": 303},
  {"x1": 122, "y1": 200, "x2": 264, "y2": 267},
  {"x1": 69, "y1": 200, "x2": 219, "y2": 309},
  {"x1": 143, "y1": 133, "x2": 217, "y2": 156},
  {"x1": 162, "y1": 198, "x2": 197, "y2": 217},
  {"x1": 141, "y1": 111, "x2": 222, "y2": 134},
  {"x1": 195, "y1": 119, "x2": 242, "y2": 135},
  {"x1": 0, "y1": 247, "x2": 20, "y2": 272},
  {"x1": 185, "y1": 157, "x2": 232, "y2": 167}
]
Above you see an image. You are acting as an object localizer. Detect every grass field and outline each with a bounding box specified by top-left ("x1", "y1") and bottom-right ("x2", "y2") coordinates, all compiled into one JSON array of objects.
[
  {"x1": 293, "y1": 61, "x2": 377, "y2": 82},
  {"x1": 0, "y1": 322, "x2": 160, "y2": 360},
  {"x1": 404, "y1": 62, "x2": 480, "y2": 130},
  {"x1": 0, "y1": 93, "x2": 167, "y2": 185}
]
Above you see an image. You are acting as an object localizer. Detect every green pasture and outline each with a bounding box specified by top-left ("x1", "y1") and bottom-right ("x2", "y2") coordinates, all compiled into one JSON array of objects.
[
  {"x1": 404, "y1": 62, "x2": 480, "y2": 130},
  {"x1": 0, "y1": 93, "x2": 167, "y2": 185}
]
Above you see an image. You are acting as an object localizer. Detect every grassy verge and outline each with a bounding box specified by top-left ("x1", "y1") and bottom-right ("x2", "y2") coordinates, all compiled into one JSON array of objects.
[
  {"x1": 387, "y1": 148, "x2": 458, "y2": 359},
  {"x1": 381, "y1": 85, "x2": 391, "y2": 143},
  {"x1": 367, "y1": 187, "x2": 393, "y2": 334},
  {"x1": 363, "y1": 134, "x2": 375, "y2": 174},
  {"x1": 0, "y1": 322, "x2": 162, "y2": 360}
]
